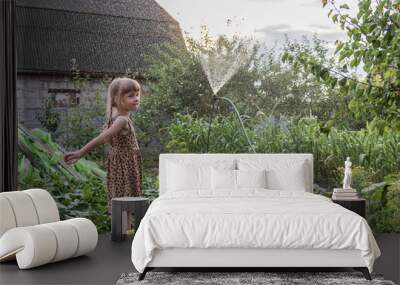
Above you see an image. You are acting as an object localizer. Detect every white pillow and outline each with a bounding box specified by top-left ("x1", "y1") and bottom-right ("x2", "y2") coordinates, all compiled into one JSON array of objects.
[
  {"x1": 236, "y1": 169, "x2": 267, "y2": 189},
  {"x1": 237, "y1": 159, "x2": 308, "y2": 191},
  {"x1": 167, "y1": 162, "x2": 211, "y2": 191},
  {"x1": 211, "y1": 167, "x2": 237, "y2": 191}
]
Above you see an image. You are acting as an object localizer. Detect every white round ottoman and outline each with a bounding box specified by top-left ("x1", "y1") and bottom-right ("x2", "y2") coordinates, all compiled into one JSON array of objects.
[{"x1": 0, "y1": 189, "x2": 98, "y2": 269}]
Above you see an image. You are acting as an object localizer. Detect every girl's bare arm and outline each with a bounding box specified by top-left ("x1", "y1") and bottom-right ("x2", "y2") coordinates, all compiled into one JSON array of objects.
[{"x1": 79, "y1": 116, "x2": 128, "y2": 156}]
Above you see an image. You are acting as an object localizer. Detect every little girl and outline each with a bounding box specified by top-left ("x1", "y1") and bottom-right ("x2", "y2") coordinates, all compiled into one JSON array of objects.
[{"x1": 64, "y1": 77, "x2": 143, "y2": 215}]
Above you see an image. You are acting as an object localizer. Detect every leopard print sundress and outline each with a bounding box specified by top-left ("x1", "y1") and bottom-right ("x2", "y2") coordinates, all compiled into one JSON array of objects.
[{"x1": 104, "y1": 115, "x2": 143, "y2": 212}]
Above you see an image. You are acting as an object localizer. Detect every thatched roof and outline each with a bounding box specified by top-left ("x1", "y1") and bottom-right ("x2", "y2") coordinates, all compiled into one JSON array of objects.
[{"x1": 16, "y1": 0, "x2": 185, "y2": 76}]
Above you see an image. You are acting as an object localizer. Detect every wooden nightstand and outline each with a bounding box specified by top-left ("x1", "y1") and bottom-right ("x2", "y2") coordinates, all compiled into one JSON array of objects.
[
  {"x1": 332, "y1": 198, "x2": 366, "y2": 218},
  {"x1": 111, "y1": 197, "x2": 150, "y2": 242}
]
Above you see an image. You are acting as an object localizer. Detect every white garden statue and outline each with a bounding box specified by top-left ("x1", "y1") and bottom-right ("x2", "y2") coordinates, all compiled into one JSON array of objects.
[{"x1": 343, "y1": 157, "x2": 352, "y2": 190}]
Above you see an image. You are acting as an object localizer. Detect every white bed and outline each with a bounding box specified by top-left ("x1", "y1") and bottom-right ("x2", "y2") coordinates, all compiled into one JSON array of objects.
[{"x1": 131, "y1": 153, "x2": 381, "y2": 280}]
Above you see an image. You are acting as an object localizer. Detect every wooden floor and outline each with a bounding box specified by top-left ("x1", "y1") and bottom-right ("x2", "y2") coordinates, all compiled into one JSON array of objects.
[
  {"x1": 0, "y1": 233, "x2": 398, "y2": 285},
  {"x1": 0, "y1": 234, "x2": 135, "y2": 285}
]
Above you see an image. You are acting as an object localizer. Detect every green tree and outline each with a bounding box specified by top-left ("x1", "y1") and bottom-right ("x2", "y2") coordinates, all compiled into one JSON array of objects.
[
  {"x1": 136, "y1": 27, "x2": 261, "y2": 150},
  {"x1": 137, "y1": 27, "x2": 349, "y2": 149},
  {"x1": 283, "y1": 0, "x2": 400, "y2": 130}
]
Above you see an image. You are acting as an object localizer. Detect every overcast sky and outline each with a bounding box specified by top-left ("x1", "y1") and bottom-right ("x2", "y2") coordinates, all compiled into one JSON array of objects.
[{"x1": 156, "y1": 0, "x2": 359, "y2": 52}]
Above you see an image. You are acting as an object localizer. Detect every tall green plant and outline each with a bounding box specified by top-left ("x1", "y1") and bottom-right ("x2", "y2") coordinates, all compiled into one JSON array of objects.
[
  {"x1": 366, "y1": 174, "x2": 400, "y2": 233},
  {"x1": 166, "y1": 113, "x2": 400, "y2": 187},
  {"x1": 165, "y1": 112, "x2": 254, "y2": 153},
  {"x1": 283, "y1": 0, "x2": 400, "y2": 130},
  {"x1": 36, "y1": 96, "x2": 61, "y2": 134},
  {"x1": 56, "y1": 90, "x2": 108, "y2": 163}
]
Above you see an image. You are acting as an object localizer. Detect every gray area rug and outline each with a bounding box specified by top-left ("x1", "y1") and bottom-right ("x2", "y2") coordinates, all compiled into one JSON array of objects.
[{"x1": 116, "y1": 271, "x2": 396, "y2": 285}]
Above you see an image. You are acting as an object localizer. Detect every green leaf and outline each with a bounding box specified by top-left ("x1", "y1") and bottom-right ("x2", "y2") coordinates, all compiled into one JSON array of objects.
[
  {"x1": 335, "y1": 41, "x2": 344, "y2": 54},
  {"x1": 282, "y1": 52, "x2": 288, "y2": 62},
  {"x1": 330, "y1": 77, "x2": 338, "y2": 89},
  {"x1": 320, "y1": 68, "x2": 330, "y2": 80},
  {"x1": 339, "y1": 77, "x2": 347, "y2": 87}
]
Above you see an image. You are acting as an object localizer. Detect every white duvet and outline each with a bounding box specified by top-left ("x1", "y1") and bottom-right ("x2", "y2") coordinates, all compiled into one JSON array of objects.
[{"x1": 131, "y1": 189, "x2": 381, "y2": 273}]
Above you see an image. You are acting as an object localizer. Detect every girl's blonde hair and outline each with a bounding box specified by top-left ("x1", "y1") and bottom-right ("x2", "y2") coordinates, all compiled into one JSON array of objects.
[{"x1": 104, "y1": 77, "x2": 141, "y2": 128}]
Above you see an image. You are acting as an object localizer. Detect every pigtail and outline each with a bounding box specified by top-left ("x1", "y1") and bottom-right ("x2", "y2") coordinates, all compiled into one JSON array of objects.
[
  {"x1": 108, "y1": 102, "x2": 113, "y2": 127},
  {"x1": 103, "y1": 77, "x2": 120, "y2": 129}
]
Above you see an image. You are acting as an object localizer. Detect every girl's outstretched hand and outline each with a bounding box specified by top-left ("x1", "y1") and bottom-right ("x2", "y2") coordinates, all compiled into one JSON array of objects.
[{"x1": 63, "y1": 151, "x2": 82, "y2": 164}]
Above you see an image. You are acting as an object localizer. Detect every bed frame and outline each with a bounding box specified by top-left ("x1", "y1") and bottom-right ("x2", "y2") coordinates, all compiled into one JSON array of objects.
[
  {"x1": 138, "y1": 154, "x2": 372, "y2": 281},
  {"x1": 139, "y1": 248, "x2": 371, "y2": 280}
]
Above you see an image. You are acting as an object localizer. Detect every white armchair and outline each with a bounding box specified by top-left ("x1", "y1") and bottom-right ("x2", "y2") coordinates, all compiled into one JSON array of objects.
[{"x1": 0, "y1": 188, "x2": 98, "y2": 269}]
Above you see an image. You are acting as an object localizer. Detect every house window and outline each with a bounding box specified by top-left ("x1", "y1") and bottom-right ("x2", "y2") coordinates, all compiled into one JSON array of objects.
[{"x1": 48, "y1": 88, "x2": 81, "y2": 107}]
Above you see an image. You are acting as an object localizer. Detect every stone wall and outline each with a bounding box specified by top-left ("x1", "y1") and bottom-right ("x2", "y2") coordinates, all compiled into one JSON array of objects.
[{"x1": 17, "y1": 74, "x2": 106, "y2": 129}]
